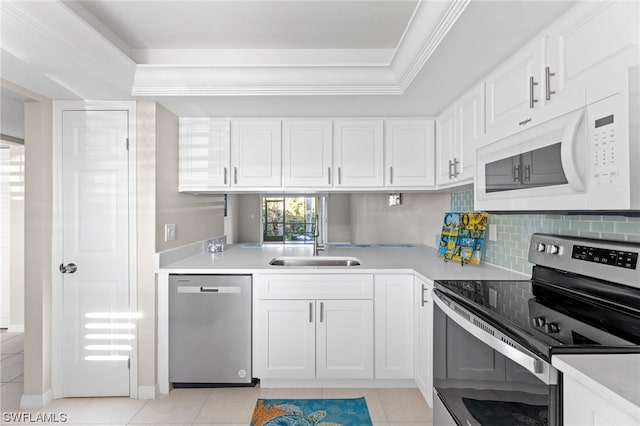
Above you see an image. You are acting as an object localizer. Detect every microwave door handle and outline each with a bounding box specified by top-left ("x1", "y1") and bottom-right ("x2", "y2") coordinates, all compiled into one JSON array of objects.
[
  {"x1": 560, "y1": 109, "x2": 586, "y2": 192},
  {"x1": 433, "y1": 292, "x2": 557, "y2": 386}
]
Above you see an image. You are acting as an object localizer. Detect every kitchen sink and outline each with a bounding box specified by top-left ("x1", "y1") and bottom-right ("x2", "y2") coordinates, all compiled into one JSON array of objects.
[{"x1": 268, "y1": 256, "x2": 361, "y2": 267}]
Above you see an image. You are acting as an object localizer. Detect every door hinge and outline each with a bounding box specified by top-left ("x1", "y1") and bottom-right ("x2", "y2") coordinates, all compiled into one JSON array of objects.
[{"x1": 126, "y1": 138, "x2": 129, "y2": 151}]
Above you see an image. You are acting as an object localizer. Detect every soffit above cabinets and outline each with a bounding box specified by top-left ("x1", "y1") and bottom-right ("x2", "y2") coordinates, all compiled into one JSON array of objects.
[{"x1": 1, "y1": 0, "x2": 577, "y2": 115}]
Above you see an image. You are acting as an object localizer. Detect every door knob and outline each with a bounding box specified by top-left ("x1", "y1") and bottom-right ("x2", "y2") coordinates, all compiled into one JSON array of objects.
[{"x1": 59, "y1": 263, "x2": 77, "y2": 274}]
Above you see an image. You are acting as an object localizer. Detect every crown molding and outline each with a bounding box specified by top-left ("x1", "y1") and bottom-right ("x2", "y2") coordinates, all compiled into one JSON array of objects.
[
  {"x1": 1, "y1": 0, "x2": 469, "y2": 98},
  {"x1": 131, "y1": 0, "x2": 470, "y2": 96},
  {"x1": 0, "y1": 1, "x2": 135, "y2": 99}
]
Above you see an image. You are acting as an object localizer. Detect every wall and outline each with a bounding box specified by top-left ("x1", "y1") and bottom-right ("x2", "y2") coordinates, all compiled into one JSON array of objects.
[
  {"x1": 9, "y1": 144, "x2": 25, "y2": 330},
  {"x1": 327, "y1": 193, "x2": 351, "y2": 242},
  {"x1": 451, "y1": 189, "x2": 640, "y2": 274},
  {"x1": 135, "y1": 102, "x2": 157, "y2": 397},
  {"x1": 154, "y1": 103, "x2": 225, "y2": 252},
  {"x1": 350, "y1": 192, "x2": 451, "y2": 246},
  {"x1": 22, "y1": 90, "x2": 53, "y2": 405},
  {"x1": 235, "y1": 194, "x2": 262, "y2": 243}
]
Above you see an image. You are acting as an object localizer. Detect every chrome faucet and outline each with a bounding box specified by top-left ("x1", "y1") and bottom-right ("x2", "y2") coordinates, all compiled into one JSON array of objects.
[{"x1": 313, "y1": 214, "x2": 325, "y2": 256}]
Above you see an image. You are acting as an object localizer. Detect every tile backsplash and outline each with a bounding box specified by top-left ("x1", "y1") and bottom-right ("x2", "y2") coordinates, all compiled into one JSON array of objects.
[{"x1": 451, "y1": 190, "x2": 640, "y2": 274}]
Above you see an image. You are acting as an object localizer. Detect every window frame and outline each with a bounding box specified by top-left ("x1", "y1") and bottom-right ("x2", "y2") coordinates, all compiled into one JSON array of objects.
[{"x1": 260, "y1": 194, "x2": 327, "y2": 245}]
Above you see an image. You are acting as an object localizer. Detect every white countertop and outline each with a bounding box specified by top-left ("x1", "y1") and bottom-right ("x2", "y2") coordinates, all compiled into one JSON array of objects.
[
  {"x1": 553, "y1": 353, "x2": 640, "y2": 419},
  {"x1": 157, "y1": 243, "x2": 529, "y2": 282}
]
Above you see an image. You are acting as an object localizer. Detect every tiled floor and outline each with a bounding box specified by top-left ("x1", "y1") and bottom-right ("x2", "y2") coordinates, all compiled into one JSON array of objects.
[{"x1": 1, "y1": 331, "x2": 432, "y2": 425}]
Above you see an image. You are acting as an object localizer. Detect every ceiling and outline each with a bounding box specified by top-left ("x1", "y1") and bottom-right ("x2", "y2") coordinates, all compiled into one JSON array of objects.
[{"x1": 1, "y1": 0, "x2": 577, "y2": 118}]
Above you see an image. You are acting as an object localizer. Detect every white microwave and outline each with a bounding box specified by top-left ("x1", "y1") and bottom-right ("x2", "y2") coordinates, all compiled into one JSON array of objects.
[{"x1": 475, "y1": 90, "x2": 639, "y2": 211}]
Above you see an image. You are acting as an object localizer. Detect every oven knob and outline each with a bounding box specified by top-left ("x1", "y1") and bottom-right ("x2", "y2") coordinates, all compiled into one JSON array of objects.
[
  {"x1": 545, "y1": 323, "x2": 560, "y2": 333},
  {"x1": 533, "y1": 317, "x2": 546, "y2": 327},
  {"x1": 547, "y1": 244, "x2": 560, "y2": 255},
  {"x1": 535, "y1": 243, "x2": 546, "y2": 252}
]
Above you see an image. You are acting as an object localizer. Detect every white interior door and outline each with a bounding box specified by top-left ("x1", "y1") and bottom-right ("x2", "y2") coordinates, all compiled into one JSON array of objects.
[{"x1": 61, "y1": 110, "x2": 130, "y2": 397}]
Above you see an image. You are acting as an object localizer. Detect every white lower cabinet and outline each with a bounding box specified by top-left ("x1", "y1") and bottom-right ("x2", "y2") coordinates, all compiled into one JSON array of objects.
[
  {"x1": 563, "y1": 375, "x2": 640, "y2": 426},
  {"x1": 374, "y1": 274, "x2": 414, "y2": 379},
  {"x1": 253, "y1": 274, "x2": 374, "y2": 380},
  {"x1": 414, "y1": 277, "x2": 433, "y2": 406}
]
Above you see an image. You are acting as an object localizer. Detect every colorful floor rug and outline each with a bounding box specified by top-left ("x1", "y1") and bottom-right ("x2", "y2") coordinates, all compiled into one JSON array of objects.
[{"x1": 250, "y1": 397, "x2": 373, "y2": 426}]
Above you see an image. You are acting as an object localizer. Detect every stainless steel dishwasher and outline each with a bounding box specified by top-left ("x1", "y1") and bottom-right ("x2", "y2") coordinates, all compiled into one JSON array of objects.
[{"x1": 169, "y1": 274, "x2": 252, "y2": 385}]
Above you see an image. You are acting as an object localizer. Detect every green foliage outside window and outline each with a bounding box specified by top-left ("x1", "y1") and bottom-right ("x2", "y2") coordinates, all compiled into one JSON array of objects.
[{"x1": 263, "y1": 197, "x2": 316, "y2": 243}]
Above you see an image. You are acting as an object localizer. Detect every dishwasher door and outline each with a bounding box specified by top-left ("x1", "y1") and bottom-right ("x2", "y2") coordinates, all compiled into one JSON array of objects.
[{"x1": 169, "y1": 274, "x2": 252, "y2": 385}]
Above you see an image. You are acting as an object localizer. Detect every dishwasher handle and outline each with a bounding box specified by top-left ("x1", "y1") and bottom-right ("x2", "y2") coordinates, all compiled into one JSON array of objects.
[{"x1": 176, "y1": 286, "x2": 242, "y2": 294}]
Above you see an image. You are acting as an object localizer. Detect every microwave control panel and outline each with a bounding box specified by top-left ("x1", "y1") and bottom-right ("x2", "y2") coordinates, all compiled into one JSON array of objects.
[{"x1": 589, "y1": 94, "x2": 623, "y2": 189}]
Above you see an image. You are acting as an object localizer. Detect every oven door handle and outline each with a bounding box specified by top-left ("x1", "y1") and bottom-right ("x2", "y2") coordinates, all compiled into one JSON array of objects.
[{"x1": 434, "y1": 292, "x2": 557, "y2": 385}]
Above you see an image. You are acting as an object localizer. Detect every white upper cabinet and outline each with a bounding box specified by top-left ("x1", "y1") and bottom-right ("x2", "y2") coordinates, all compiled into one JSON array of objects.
[
  {"x1": 437, "y1": 84, "x2": 483, "y2": 186},
  {"x1": 485, "y1": 0, "x2": 639, "y2": 140},
  {"x1": 546, "y1": 1, "x2": 640, "y2": 106},
  {"x1": 179, "y1": 118, "x2": 231, "y2": 191},
  {"x1": 333, "y1": 119, "x2": 384, "y2": 188},
  {"x1": 231, "y1": 120, "x2": 282, "y2": 188},
  {"x1": 485, "y1": 40, "x2": 544, "y2": 138},
  {"x1": 384, "y1": 119, "x2": 435, "y2": 187},
  {"x1": 282, "y1": 120, "x2": 333, "y2": 188}
]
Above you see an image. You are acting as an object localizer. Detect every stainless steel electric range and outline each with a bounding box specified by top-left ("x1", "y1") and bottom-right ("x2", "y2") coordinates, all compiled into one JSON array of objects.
[{"x1": 433, "y1": 233, "x2": 640, "y2": 426}]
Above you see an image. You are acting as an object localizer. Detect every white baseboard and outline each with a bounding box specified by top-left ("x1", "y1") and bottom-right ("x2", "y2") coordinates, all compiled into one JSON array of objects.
[
  {"x1": 8, "y1": 324, "x2": 24, "y2": 333},
  {"x1": 259, "y1": 379, "x2": 417, "y2": 388},
  {"x1": 137, "y1": 384, "x2": 159, "y2": 400},
  {"x1": 20, "y1": 389, "x2": 53, "y2": 409}
]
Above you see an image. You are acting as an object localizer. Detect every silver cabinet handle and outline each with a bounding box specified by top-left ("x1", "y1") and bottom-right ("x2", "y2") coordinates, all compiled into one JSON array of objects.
[
  {"x1": 513, "y1": 164, "x2": 521, "y2": 182},
  {"x1": 545, "y1": 66, "x2": 556, "y2": 101},
  {"x1": 389, "y1": 166, "x2": 394, "y2": 184},
  {"x1": 59, "y1": 263, "x2": 77, "y2": 274},
  {"x1": 234, "y1": 167, "x2": 238, "y2": 184},
  {"x1": 421, "y1": 284, "x2": 427, "y2": 307},
  {"x1": 223, "y1": 167, "x2": 228, "y2": 185},
  {"x1": 309, "y1": 302, "x2": 313, "y2": 323},
  {"x1": 338, "y1": 167, "x2": 342, "y2": 185},
  {"x1": 529, "y1": 76, "x2": 539, "y2": 108},
  {"x1": 524, "y1": 165, "x2": 531, "y2": 182},
  {"x1": 452, "y1": 157, "x2": 460, "y2": 177},
  {"x1": 448, "y1": 159, "x2": 454, "y2": 180},
  {"x1": 320, "y1": 302, "x2": 324, "y2": 323},
  {"x1": 328, "y1": 167, "x2": 331, "y2": 185}
]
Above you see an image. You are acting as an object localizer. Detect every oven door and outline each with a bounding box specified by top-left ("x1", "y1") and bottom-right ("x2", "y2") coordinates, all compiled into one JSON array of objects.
[{"x1": 433, "y1": 290, "x2": 560, "y2": 426}]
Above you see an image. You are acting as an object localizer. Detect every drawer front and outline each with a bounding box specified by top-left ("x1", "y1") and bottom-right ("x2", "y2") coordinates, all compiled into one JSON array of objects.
[{"x1": 254, "y1": 274, "x2": 374, "y2": 300}]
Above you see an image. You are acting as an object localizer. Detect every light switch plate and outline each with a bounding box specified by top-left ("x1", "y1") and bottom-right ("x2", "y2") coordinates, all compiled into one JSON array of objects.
[{"x1": 164, "y1": 224, "x2": 176, "y2": 242}]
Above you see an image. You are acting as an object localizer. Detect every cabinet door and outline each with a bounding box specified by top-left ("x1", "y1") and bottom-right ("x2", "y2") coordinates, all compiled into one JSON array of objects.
[
  {"x1": 316, "y1": 300, "x2": 374, "y2": 379},
  {"x1": 254, "y1": 300, "x2": 315, "y2": 379},
  {"x1": 455, "y1": 84, "x2": 484, "y2": 182},
  {"x1": 282, "y1": 120, "x2": 333, "y2": 188},
  {"x1": 547, "y1": 1, "x2": 639, "y2": 106},
  {"x1": 385, "y1": 119, "x2": 435, "y2": 187},
  {"x1": 485, "y1": 41, "x2": 543, "y2": 137},
  {"x1": 436, "y1": 106, "x2": 456, "y2": 185},
  {"x1": 375, "y1": 274, "x2": 414, "y2": 379},
  {"x1": 563, "y1": 375, "x2": 640, "y2": 426},
  {"x1": 414, "y1": 277, "x2": 433, "y2": 406},
  {"x1": 333, "y1": 120, "x2": 384, "y2": 188},
  {"x1": 179, "y1": 118, "x2": 230, "y2": 191},
  {"x1": 231, "y1": 120, "x2": 282, "y2": 188}
]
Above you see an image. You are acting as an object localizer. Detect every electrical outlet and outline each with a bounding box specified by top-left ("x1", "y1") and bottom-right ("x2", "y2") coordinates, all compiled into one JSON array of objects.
[
  {"x1": 164, "y1": 224, "x2": 176, "y2": 242},
  {"x1": 489, "y1": 224, "x2": 497, "y2": 241}
]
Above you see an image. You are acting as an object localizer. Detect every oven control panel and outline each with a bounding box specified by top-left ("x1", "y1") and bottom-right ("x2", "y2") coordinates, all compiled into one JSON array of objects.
[
  {"x1": 529, "y1": 233, "x2": 640, "y2": 288},
  {"x1": 571, "y1": 245, "x2": 638, "y2": 269}
]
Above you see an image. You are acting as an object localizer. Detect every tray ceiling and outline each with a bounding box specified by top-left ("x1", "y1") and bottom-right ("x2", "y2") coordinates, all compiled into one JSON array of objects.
[{"x1": 1, "y1": 0, "x2": 577, "y2": 116}]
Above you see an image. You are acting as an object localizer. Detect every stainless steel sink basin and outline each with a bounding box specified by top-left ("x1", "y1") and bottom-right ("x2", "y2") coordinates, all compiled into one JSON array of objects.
[{"x1": 268, "y1": 256, "x2": 361, "y2": 267}]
